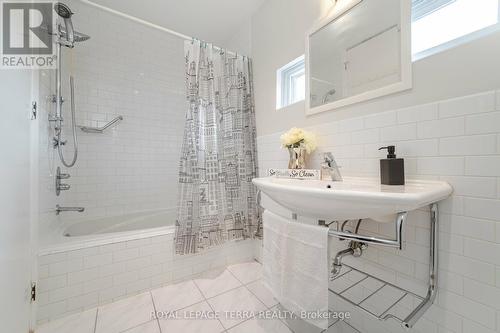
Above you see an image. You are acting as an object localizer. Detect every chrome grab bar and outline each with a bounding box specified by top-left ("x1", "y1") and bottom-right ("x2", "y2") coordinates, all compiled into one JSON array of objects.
[{"x1": 79, "y1": 116, "x2": 123, "y2": 134}]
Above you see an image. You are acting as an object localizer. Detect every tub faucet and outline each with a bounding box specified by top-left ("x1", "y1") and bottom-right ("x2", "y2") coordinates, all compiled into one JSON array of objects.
[
  {"x1": 321, "y1": 152, "x2": 343, "y2": 181},
  {"x1": 56, "y1": 205, "x2": 85, "y2": 215}
]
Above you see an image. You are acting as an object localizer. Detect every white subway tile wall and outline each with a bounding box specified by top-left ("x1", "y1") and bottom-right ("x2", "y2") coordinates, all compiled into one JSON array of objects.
[
  {"x1": 37, "y1": 235, "x2": 255, "y2": 323},
  {"x1": 37, "y1": 68, "x2": 59, "y2": 247},
  {"x1": 32, "y1": 0, "x2": 258, "y2": 326},
  {"x1": 40, "y1": 0, "x2": 186, "y2": 235},
  {"x1": 257, "y1": 90, "x2": 500, "y2": 333}
]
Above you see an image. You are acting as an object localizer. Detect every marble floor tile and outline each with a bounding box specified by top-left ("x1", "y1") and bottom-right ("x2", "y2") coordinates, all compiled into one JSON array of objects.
[
  {"x1": 326, "y1": 320, "x2": 360, "y2": 332},
  {"x1": 158, "y1": 301, "x2": 225, "y2": 333},
  {"x1": 151, "y1": 279, "x2": 204, "y2": 313},
  {"x1": 227, "y1": 261, "x2": 263, "y2": 284},
  {"x1": 193, "y1": 268, "x2": 242, "y2": 298},
  {"x1": 95, "y1": 292, "x2": 154, "y2": 333},
  {"x1": 227, "y1": 317, "x2": 292, "y2": 333},
  {"x1": 36, "y1": 308, "x2": 97, "y2": 333},
  {"x1": 122, "y1": 320, "x2": 160, "y2": 333},
  {"x1": 246, "y1": 279, "x2": 278, "y2": 308},
  {"x1": 207, "y1": 286, "x2": 267, "y2": 330}
]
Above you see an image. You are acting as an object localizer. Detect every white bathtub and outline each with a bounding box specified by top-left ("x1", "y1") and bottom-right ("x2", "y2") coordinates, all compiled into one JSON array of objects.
[
  {"x1": 39, "y1": 209, "x2": 176, "y2": 255},
  {"x1": 37, "y1": 207, "x2": 256, "y2": 323},
  {"x1": 37, "y1": 209, "x2": 255, "y2": 323},
  {"x1": 64, "y1": 209, "x2": 175, "y2": 237}
]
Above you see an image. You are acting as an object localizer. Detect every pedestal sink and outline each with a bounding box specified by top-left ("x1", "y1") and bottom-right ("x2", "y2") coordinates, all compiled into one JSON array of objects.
[
  {"x1": 254, "y1": 175, "x2": 453, "y2": 329},
  {"x1": 252, "y1": 176, "x2": 452, "y2": 222}
]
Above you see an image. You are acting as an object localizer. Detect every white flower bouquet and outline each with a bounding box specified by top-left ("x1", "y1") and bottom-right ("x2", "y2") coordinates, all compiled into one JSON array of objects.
[
  {"x1": 280, "y1": 128, "x2": 317, "y2": 169},
  {"x1": 280, "y1": 127, "x2": 317, "y2": 153}
]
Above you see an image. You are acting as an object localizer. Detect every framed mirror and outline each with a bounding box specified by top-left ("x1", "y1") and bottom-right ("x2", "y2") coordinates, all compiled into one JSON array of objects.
[{"x1": 305, "y1": 0, "x2": 412, "y2": 115}]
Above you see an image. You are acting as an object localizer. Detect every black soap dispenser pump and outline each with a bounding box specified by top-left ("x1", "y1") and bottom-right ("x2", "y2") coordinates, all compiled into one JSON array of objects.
[{"x1": 379, "y1": 146, "x2": 405, "y2": 185}]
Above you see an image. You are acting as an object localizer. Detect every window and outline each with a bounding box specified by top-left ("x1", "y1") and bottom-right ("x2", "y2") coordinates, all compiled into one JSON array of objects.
[
  {"x1": 412, "y1": 0, "x2": 500, "y2": 59},
  {"x1": 276, "y1": 55, "x2": 305, "y2": 109}
]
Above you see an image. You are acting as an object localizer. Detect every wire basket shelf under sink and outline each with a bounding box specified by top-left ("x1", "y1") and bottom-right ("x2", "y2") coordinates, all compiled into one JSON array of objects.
[{"x1": 329, "y1": 264, "x2": 427, "y2": 328}]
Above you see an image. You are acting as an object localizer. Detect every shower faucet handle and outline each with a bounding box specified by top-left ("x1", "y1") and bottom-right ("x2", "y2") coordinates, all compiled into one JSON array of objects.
[
  {"x1": 58, "y1": 172, "x2": 70, "y2": 180},
  {"x1": 58, "y1": 183, "x2": 71, "y2": 191},
  {"x1": 52, "y1": 137, "x2": 67, "y2": 148},
  {"x1": 56, "y1": 167, "x2": 71, "y2": 196}
]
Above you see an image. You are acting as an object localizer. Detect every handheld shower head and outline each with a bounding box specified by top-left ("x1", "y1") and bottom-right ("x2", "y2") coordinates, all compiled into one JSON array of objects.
[
  {"x1": 54, "y1": 3, "x2": 75, "y2": 45},
  {"x1": 322, "y1": 89, "x2": 337, "y2": 104},
  {"x1": 54, "y1": 2, "x2": 73, "y2": 18}
]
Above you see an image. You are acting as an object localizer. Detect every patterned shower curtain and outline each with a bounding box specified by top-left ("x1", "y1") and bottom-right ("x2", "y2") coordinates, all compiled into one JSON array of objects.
[{"x1": 175, "y1": 40, "x2": 259, "y2": 255}]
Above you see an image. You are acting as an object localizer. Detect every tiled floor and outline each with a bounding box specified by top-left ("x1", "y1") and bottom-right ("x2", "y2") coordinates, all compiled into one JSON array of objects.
[{"x1": 36, "y1": 261, "x2": 359, "y2": 333}]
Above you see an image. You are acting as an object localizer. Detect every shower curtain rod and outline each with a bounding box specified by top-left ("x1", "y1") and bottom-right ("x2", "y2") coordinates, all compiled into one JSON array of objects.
[{"x1": 78, "y1": 0, "x2": 239, "y2": 57}]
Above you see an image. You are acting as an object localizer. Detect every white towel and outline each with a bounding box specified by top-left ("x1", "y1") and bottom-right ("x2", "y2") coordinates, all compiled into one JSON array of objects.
[{"x1": 262, "y1": 210, "x2": 329, "y2": 329}]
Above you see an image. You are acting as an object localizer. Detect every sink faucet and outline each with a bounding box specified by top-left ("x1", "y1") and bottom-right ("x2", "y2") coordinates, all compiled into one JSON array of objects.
[{"x1": 321, "y1": 152, "x2": 343, "y2": 181}]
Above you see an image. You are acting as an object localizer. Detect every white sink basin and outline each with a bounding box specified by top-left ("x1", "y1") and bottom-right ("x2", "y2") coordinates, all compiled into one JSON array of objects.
[{"x1": 253, "y1": 177, "x2": 452, "y2": 222}]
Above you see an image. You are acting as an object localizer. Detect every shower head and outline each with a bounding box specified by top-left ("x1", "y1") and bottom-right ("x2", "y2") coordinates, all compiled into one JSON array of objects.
[
  {"x1": 54, "y1": 2, "x2": 75, "y2": 45},
  {"x1": 54, "y1": 2, "x2": 73, "y2": 19},
  {"x1": 322, "y1": 89, "x2": 337, "y2": 104}
]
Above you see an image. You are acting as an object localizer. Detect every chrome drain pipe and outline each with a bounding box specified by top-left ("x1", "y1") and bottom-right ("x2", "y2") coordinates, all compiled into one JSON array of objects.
[{"x1": 331, "y1": 241, "x2": 366, "y2": 279}]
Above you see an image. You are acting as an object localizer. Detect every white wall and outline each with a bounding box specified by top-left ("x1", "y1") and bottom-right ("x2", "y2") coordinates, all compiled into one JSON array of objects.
[
  {"x1": 251, "y1": 0, "x2": 500, "y2": 136},
  {"x1": 252, "y1": 1, "x2": 500, "y2": 332},
  {"x1": 223, "y1": 19, "x2": 253, "y2": 56},
  {"x1": 38, "y1": 0, "x2": 187, "y2": 244},
  {"x1": 257, "y1": 90, "x2": 500, "y2": 333},
  {"x1": 37, "y1": 68, "x2": 59, "y2": 250},
  {"x1": 0, "y1": 70, "x2": 35, "y2": 332}
]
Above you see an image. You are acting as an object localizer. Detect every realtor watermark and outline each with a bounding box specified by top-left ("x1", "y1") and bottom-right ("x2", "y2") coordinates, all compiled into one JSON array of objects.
[
  {"x1": 1, "y1": 1, "x2": 56, "y2": 69},
  {"x1": 152, "y1": 309, "x2": 352, "y2": 322}
]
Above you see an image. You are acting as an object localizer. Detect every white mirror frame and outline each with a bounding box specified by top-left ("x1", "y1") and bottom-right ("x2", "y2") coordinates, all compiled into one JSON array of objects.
[{"x1": 305, "y1": 0, "x2": 412, "y2": 116}]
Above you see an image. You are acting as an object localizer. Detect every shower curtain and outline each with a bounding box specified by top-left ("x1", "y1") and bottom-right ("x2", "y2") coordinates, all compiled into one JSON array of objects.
[{"x1": 175, "y1": 40, "x2": 259, "y2": 255}]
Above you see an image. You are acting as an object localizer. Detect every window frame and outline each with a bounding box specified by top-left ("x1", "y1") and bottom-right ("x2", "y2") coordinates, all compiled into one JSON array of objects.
[
  {"x1": 276, "y1": 55, "x2": 305, "y2": 110},
  {"x1": 412, "y1": 0, "x2": 500, "y2": 61}
]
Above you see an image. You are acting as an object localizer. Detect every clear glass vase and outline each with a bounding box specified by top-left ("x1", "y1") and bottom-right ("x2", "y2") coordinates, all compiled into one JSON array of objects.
[{"x1": 288, "y1": 146, "x2": 307, "y2": 169}]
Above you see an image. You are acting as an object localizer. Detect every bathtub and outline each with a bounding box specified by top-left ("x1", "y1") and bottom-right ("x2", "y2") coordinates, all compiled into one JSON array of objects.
[
  {"x1": 64, "y1": 209, "x2": 175, "y2": 237},
  {"x1": 39, "y1": 209, "x2": 176, "y2": 255},
  {"x1": 37, "y1": 208, "x2": 256, "y2": 323}
]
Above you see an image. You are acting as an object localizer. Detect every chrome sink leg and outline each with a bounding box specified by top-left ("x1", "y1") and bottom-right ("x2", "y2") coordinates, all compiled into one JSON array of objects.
[{"x1": 401, "y1": 203, "x2": 438, "y2": 328}]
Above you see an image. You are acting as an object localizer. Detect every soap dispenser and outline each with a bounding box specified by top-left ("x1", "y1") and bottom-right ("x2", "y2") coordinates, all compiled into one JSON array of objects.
[{"x1": 379, "y1": 146, "x2": 405, "y2": 185}]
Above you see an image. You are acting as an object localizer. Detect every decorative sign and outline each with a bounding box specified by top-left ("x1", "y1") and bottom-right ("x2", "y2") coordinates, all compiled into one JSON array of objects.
[{"x1": 267, "y1": 169, "x2": 320, "y2": 180}]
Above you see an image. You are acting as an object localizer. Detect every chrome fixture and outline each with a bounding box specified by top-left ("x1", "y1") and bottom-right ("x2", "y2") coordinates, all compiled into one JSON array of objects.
[
  {"x1": 331, "y1": 240, "x2": 366, "y2": 279},
  {"x1": 54, "y1": 3, "x2": 74, "y2": 45},
  {"x1": 254, "y1": 190, "x2": 263, "y2": 238},
  {"x1": 79, "y1": 116, "x2": 124, "y2": 134},
  {"x1": 57, "y1": 26, "x2": 91, "y2": 45},
  {"x1": 55, "y1": 205, "x2": 85, "y2": 215},
  {"x1": 55, "y1": 167, "x2": 71, "y2": 196},
  {"x1": 321, "y1": 152, "x2": 343, "y2": 181},
  {"x1": 50, "y1": 3, "x2": 90, "y2": 168},
  {"x1": 328, "y1": 204, "x2": 439, "y2": 329},
  {"x1": 322, "y1": 89, "x2": 336, "y2": 104},
  {"x1": 329, "y1": 211, "x2": 406, "y2": 249}
]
